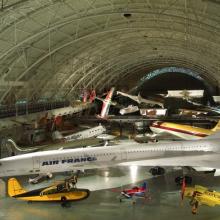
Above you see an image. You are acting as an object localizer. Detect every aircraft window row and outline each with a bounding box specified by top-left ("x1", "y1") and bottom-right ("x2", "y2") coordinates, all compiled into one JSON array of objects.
[
  {"x1": 52, "y1": 153, "x2": 117, "y2": 161},
  {"x1": 89, "y1": 130, "x2": 99, "y2": 133},
  {"x1": 127, "y1": 150, "x2": 147, "y2": 153},
  {"x1": 126, "y1": 148, "x2": 175, "y2": 153}
]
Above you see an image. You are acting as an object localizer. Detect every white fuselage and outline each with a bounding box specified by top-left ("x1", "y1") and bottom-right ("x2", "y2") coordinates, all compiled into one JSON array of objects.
[
  {"x1": 0, "y1": 138, "x2": 219, "y2": 177},
  {"x1": 120, "y1": 105, "x2": 139, "y2": 115},
  {"x1": 64, "y1": 125, "x2": 106, "y2": 142}
]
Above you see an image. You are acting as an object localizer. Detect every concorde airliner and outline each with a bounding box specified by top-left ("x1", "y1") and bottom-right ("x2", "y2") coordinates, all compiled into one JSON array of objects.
[{"x1": 0, "y1": 132, "x2": 220, "y2": 177}]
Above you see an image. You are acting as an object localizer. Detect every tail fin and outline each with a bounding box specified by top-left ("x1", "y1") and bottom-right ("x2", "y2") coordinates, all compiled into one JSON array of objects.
[
  {"x1": 8, "y1": 178, "x2": 26, "y2": 197},
  {"x1": 142, "y1": 182, "x2": 147, "y2": 190},
  {"x1": 211, "y1": 120, "x2": 220, "y2": 132},
  {"x1": 204, "y1": 131, "x2": 220, "y2": 140},
  {"x1": 51, "y1": 130, "x2": 64, "y2": 141},
  {"x1": 7, "y1": 138, "x2": 38, "y2": 153},
  {"x1": 137, "y1": 93, "x2": 143, "y2": 104}
]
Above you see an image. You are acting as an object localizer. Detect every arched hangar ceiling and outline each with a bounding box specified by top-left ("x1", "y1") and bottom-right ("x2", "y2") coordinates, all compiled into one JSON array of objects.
[{"x1": 0, "y1": 0, "x2": 220, "y2": 104}]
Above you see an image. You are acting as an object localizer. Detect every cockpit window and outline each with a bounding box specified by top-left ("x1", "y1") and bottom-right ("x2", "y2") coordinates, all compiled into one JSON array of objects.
[{"x1": 41, "y1": 188, "x2": 57, "y2": 195}]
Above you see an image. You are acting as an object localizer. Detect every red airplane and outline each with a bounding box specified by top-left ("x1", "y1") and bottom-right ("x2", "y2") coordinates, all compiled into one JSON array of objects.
[{"x1": 119, "y1": 182, "x2": 148, "y2": 203}]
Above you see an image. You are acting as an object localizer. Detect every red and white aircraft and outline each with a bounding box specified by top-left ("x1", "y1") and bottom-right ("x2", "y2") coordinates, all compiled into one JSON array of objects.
[
  {"x1": 120, "y1": 182, "x2": 148, "y2": 201},
  {"x1": 97, "y1": 87, "x2": 115, "y2": 119}
]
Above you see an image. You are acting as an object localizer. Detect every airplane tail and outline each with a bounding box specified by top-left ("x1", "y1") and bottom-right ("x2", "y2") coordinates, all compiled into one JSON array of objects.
[
  {"x1": 142, "y1": 181, "x2": 147, "y2": 190},
  {"x1": 8, "y1": 178, "x2": 26, "y2": 197},
  {"x1": 51, "y1": 130, "x2": 64, "y2": 141},
  {"x1": 137, "y1": 93, "x2": 143, "y2": 104},
  {"x1": 6, "y1": 138, "x2": 38, "y2": 153},
  {"x1": 211, "y1": 120, "x2": 220, "y2": 132}
]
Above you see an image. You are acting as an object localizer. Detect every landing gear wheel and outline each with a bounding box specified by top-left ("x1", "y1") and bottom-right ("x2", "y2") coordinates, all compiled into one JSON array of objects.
[
  {"x1": 149, "y1": 166, "x2": 165, "y2": 176},
  {"x1": 175, "y1": 176, "x2": 192, "y2": 186},
  {"x1": 46, "y1": 173, "x2": 53, "y2": 179},
  {"x1": 61, "y1": 196, "x2": 69, "y2": 207},
  {"x1": 189, "y1": 200, "x2": 197, "y2": 206}
]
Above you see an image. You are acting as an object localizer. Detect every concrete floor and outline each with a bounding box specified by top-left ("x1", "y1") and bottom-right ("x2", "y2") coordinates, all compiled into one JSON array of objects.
[{"x1": 1, "y1": 167, "x2": 220, "y2": 220}]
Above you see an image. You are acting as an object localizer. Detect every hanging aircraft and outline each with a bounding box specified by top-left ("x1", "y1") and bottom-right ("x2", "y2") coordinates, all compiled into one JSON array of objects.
[
  {"x1": 164, "y1": 97, "x2": 220, "y2": 116},
  {"x1": 53, "y1": 124, "x2": 106, "y2": 142},
  {"x1": 5, "y1": 124, "x2": 107, "y2": 155},
  {"x1": 119, "y1": 105, "x2": 139, "y2": 115},
  {"x1": 166, "y1": 90, "x2": 204, "y2": 100},
  {"x1": 1, "y1": 131, "x2": 220, "y2": 178},
  {"x1": 117, "y1": 91, "x2": 164, "y2": 108},
  {"x1": 96, "y1": 87, "x2": 116, "y2": 119},
  {"x1": 119, "y1": 182, "x2": 148, "y2": 203},
  {"x1": 8, "y1": 177, "x2": 90, "y2": 204},
  {"x1": 181, "y1": 179, "x2": 220, "y2": 214},
  {"x1": 150, "y1": 120, "x2": 220, "y2": 140}
]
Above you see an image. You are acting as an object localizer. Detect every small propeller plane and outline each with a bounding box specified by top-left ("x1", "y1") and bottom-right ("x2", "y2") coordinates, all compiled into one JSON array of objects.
[
  {"x1": 8, "y1": 177, "x2": 90, "y2": 205},
  {"x1": 181, "y1": 178, "x2": 220, "y2": 214},
  {"x1": 119, "y1": 182, "x2": 148, "y2": 203}
]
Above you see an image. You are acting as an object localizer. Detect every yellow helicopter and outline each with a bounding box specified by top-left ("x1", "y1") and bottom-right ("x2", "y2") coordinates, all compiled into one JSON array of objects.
[
  {"x1": 8, "y1": 177, "x2": 90, "y2": 204},
  {"x1": 182, "y1": 182, "x2": 220, "y2": 214}
]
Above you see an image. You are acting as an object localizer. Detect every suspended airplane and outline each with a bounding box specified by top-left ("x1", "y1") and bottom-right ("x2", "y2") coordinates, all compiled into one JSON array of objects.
[
  {"x1": 119, "y1": 105, "x2": 139, "y2": 115},
  {"x1": 164, "y1": 97, "x2": 220, "y2": 115},
  {"x1": 1, "y1": 131, "x2": 220, "y2": 178},
  {"x1": 181, "y1": 180, "x2": 220, "y2": 214},
  {"x1": 178, "y1": 108, "x2": 208, "y2": 118},
  {"x1": 150, "y1": 120, "x2": 220, "y2": 140},
  {"x1": 8, "y1": 177, "x2": 90, "y2": 204},
  {"x1": 5, "y1": 124, "x2": 107, "y2": 155},
  {"x1": 119, "y1": 182, "x2": 148, "y2": 203},
  {"x1": 96, "y1": 87, "x2": 115, "y2": 119},
  {"x1": 54, "y1": 124, "x2": 106, "y2": 142},
  {"x1": 117, "y1": 91, "x2": 164, "y2": 108},
  {"x1": 167, "y1": 90, "x2": 204, "y2": 100}
]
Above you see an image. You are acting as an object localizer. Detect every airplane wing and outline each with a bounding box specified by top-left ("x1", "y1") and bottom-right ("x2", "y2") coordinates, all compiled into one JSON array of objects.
[
  {"x1": 117, "y1": 91, "x2": 139, "y2": 103},
  {"x1": 145, "y1": 132, "x2": 183, "y2": 141},
  {"x1": 138, "y1": 94, "x2": 164, "y2": 108},
  {"x1": 95, "y1": 96, "x2": 105, "y2": 102},
  {"x1": 118, "y1": 153, "x2": 220, "y2": 171},
  {"x1": 195, "y1": 195, "x2": 217, "y2": 207},
  {"x1": 149, "y1": 123, "x2": 203, "y2": 141},
  {"x1": 121, "y1": 192, "x2": 131, "y2": 198}
]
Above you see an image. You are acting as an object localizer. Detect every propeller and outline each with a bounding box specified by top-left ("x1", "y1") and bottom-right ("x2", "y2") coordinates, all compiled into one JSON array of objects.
[
  {"x1": 180, "y1": 177, "x2": 199, "y2": 214},
  {"x1": 181, "y1": 177, "x2": 186, "y2": 201},
  {"x1": 180, "y1": 177, "x2": 186, "y2": 207}
]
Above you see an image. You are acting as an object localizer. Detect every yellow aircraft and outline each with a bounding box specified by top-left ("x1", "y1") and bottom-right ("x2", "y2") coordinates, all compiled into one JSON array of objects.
[
  {"x1": 150, "y1": 120, "x2": 220, "y2": 140},
  {"x1": 182, "y1": 185, "x2": 220, "y2": 214},
  {"x1": 8, "y1": 177, "x2": 90, "y2": 204}
]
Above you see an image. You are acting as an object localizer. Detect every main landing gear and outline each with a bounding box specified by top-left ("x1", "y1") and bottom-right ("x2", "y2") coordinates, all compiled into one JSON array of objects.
[
  {"x1": 149, "y1": 166, "x2": 165, "y2": 176},
  {"x1": 175, "y1": 175, "x2": 192, "y2": 186}
]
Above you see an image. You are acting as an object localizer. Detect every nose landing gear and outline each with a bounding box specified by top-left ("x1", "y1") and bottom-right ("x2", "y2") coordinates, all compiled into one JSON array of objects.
[{"x1": 149, "y1": 166, "x2": 165, "y2": 176}]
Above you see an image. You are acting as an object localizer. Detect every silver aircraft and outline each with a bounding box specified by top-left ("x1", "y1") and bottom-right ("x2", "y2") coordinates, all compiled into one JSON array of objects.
[{"x1": 0, "y1": 132, "x2": 220, "y2": 177}]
